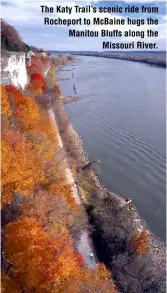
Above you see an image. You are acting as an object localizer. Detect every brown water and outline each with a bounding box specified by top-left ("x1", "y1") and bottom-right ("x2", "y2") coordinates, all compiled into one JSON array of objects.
[{"x1": 57, "y1": 56, "x2": 166, "y2": 241}]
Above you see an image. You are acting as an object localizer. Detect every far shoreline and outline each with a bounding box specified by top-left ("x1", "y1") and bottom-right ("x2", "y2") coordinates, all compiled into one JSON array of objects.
[{"x1": 74, "y1": 51, "x2": 166, "y2": 68}]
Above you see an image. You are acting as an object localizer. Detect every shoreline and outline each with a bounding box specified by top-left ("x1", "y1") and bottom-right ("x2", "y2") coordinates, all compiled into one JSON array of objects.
[
  {"x1": 75, "y1": 52, "x2": 166, "y2": 68},
  {"x1": 51, "y1": 69, "x2": 165, "y2": 263}
]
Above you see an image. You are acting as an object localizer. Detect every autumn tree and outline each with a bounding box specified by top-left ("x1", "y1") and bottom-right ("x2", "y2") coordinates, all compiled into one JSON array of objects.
[
  {"x1": 1, "y1": 130, "x2": 45, "y2": 207},
  {"x1": 5, "y1": 84, "x2": 38, "y2": 115},
  {"x1": 13, "y1": 95, "x2": 41, "y2": 132},
  {"x1": 21, "y1": 187, "x2": 80, "y2": 234},
  {"x1": 4, "y1": 85, "x2": 64, "y2": 184},
  {"x1": 32, "y1": 57, "x2": 44, "y2": 73},
  {"x1": 6, "y1": 86, "x2": 68, "y2": 182},
  {"x1": 26, "y1": 70, "x2": 45, "y2": 96},
  {"x1": 1, "y1": 85, "x2": 11, "y2": 117},
  {"x1": 26, "y1": 56, "x2": 50, "y2": 79},
  {"x1": 129, "y1": 230, "x2": 150, "y2": 255},
  {"x1": 1, "y1": 273, "x2": 21, "y2": 293},
  {"x1": 48, "y1": 184, "x2": 79, "y2": 211},
  {"x1": 26, "y1": 63, "x2": 42, "y2": 77},
  {"x1": 30, "y1": 73, "x2": 46, "y2": 91},
  {"x1": 53, "y1": 264, "x2": 119, "y2": 293},
  {"x1": 4, "y1": 217, "x2": 82, "y2": 293},
  {"x1": 1, "y1": 85, "x2": 12, "y2": 130},
  {"x1": 5, "y1": 85, "x2": 51, "y2": 134}
]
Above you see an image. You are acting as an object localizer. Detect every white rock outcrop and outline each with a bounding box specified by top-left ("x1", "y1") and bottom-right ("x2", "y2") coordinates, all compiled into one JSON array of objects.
[{"x1": 1, "y1": 52, "x2": 28, "y2": 90}]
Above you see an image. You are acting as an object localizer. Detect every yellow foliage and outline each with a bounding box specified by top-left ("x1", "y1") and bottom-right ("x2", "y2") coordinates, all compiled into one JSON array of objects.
[{"x1": 47, "y1": 66, "x2": 56, "y2": 87}]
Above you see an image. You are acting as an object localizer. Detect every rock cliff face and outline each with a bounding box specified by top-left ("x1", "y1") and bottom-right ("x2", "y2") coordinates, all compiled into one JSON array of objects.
[{"x1": 1, "y1": 52, "x2": 28, "y2": 89}]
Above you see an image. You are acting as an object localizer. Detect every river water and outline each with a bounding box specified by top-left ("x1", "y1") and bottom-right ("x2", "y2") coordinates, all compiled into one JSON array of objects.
[{"x1": 56, "y1": 56, "x2": 166, "y2": 241}]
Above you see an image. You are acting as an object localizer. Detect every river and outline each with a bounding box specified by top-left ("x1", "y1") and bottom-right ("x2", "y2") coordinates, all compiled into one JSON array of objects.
[{"x1": 56, "y1": 56, "x2": 166, "y2": 241}]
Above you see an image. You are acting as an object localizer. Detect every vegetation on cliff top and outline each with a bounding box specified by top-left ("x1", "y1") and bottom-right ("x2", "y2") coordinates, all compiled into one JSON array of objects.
[{"x1": 1, "y1": 19, "x2": 43, "y2": 52}]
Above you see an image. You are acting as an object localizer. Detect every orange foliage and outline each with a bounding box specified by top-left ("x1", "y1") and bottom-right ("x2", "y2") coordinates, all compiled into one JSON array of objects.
[
  {"x1": 1, "y1": 85, "x2": 11, "y2": 116},
  {"x1": 1, "y1": 130, "x2": 45, "y2": 206},
  {"x1": 24, "y1": 122, "x2": 60, "y2": 184},
  {"x1": 26, "y1": 63, "x2": 41, "y2": 77},
  {"x1": 5, "y1": 85, "x2": 56, "y2": 140},
  {"x1": 32, "y1": 57, "x2": 44, "y2": 72},
  {"x1": 79, "y1": 264, "x2": 118, "y2": 293},
  {"x1": 28, "y1": 72, "x2": 46, "y2": 95},
  {"x1": 5, "y1": 84, "x2": 40, "y2": 117},
  {"x1": 130, "y1": 230, "x2": 150, "y2": 255},
  {"x1": 1, "y1": 273, "x2": 21, "y2": 293},
  {"x1": 4, "y1": 216, "x2": 117, "y2": 293},
  {"x1": 12, "y1": 98, "x2": 61, "y2": 183},
  {"x1": 35, "y1": 114, "x2": 58, "y2": 142},
  {"x1": 56, "y1": 263, "x2": 119, "y2": 293},
  {"x1": 14, "y1": 96, "x2": 41, "y2": 131},
  {"x1": 4, "y1": 217, "x2": 82, "y2": 293},
  {"x1": 27, "y1": 55, "x2": 50, "y2": 78},
  {"x1": 26, "y1": 55, "x2": 50, "y2": 95},
  {"x1": 5, "y1": 84, "x2": 25, "y2": 106}
]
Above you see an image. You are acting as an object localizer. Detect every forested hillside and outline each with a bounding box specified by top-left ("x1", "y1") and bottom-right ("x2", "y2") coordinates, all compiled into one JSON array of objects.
[{"x1": 1, "y1": 18, "x2": 42, "y2": 52}]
